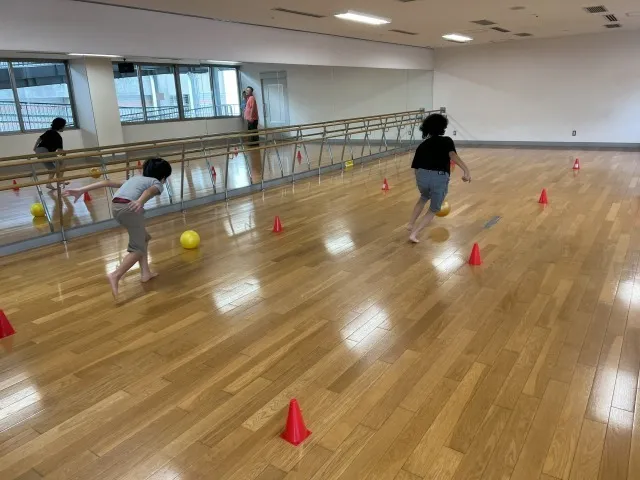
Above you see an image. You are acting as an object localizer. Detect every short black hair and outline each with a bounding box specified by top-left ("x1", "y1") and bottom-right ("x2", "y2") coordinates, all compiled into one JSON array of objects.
[
  {"x1": 51, "y1": 117, "x2": 66, "y2": 130},
  {"x1": 142, "y1": 157, "x2": 172, "y2": 181},
  {"x1": 246, "y1": 86, "x2": 254, "y2": 92},
  {"x1": 420, "y1": 113, "x2": 448, "y2": 138}
]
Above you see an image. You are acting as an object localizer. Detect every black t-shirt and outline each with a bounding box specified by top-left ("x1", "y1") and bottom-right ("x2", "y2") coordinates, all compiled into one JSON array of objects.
[
  {"x1": 411, "y1": 135, "x2": 456, "y2": 174},
  {"x1": 35, "y1": 129, "x2": 63, "y2": 153}
]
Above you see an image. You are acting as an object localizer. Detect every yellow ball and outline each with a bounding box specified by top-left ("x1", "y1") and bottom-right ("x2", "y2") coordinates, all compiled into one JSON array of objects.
[
  {"x1": 436, "y1": 201, "x2": 451, "y2": 218},
  {"x1": 180, "y1": 230, "x2": 200, "y2": 249},
  {"x1": 90, "y1": 167, "x2": 101, "y2": 179},
  {"x1": 30, "y1": 203, "x2": 45, "y2": 218}
]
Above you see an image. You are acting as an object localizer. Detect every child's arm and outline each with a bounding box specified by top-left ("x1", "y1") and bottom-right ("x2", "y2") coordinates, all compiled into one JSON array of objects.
[
  {"x1": 450, "y1": 152, "x2": 471, "y2": 183},
  {"x1": 129, "y1": 186, "x2": 161, "y2": 213},
  {"x1": 64, "y1": 180, "x2": 124, "y2": 202}
]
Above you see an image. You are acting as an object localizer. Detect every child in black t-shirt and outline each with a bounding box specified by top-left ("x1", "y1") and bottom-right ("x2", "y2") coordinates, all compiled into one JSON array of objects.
[
  {"x1": 408, "y1": 114, "x2": 471, "y2": 243},
  {"x1": 34, "y1": 117, "x2": 67, "y2": 190}
]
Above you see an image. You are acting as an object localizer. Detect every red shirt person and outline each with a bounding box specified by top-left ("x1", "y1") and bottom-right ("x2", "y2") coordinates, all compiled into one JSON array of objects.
[{"x1": 244, "y1": 86, "x2": 259, "y2": 145}]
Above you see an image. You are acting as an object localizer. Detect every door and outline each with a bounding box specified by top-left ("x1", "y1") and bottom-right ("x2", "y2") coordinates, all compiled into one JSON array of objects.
[{"x1": 260, "y1": 72, "x2": 289, "y2": 130}]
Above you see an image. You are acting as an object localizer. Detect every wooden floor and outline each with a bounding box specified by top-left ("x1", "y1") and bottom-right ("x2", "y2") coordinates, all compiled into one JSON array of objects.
[{"x1": 1, "y1": 147, "x2": 639, "y2": 480}]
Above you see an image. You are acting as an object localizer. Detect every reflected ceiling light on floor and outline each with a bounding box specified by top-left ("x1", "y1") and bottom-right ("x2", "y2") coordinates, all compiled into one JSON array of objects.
[
  {"x1": 442, "y1": 33, "x2": 474, "y2": 43},
  {"x1": 68, "y1": 53, "x2": 121, "y2": 58},
  {"x1": 335, "y1": 11, "x2": 391, "y2": 26}
]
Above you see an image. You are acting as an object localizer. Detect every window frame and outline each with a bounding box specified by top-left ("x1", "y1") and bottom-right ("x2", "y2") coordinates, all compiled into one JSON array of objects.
[
  {"x1": 0, "y1": 58, "x2": 78, "y2": 136},
  {"x1": 113, "y1": 62, "x2": 241, "y2": 125}
]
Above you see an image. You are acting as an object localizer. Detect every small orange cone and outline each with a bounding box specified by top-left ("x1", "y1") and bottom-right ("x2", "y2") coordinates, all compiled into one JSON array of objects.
[
  {"x1": 538, "y1": 189, "x2": 548, "y2": 205},
  {"x1": 573, "y1": 158, "x2": 580, "y2": 170},
  {"x1": 12, "y1": 180, "x2": 19, "y2": 192},
  {"x1": 273, "y1": 216, "x2": 283, "y2": 233},
  {"x1": 297, "y1": 150, "x2": 302, "y2": 164},
  {"x1": 468, "y1": 243, "x2": 482, "y2": 266},
  {"x1": 382, "y1": 178, "x2": 390, "y2": 191},
  {"x1": 0, "y1": 311, "x2": 15, "y2": 339},
  {"x1": 83, "y1": 192, "x2": 92, "y2": 202},
  {"x1": 281, "y1": 399, "x2": 311, "y2": 446}
]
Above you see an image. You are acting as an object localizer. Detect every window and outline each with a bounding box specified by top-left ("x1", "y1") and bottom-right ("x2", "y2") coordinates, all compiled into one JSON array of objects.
[
  {"x1": 213, "y1": 67, "x2": 241, "y2": 117},
  {"x1": 0, "y1": 60, "x2": 76, "y2": 133},
  {"x1": 113, "y1": 64, "x2": 144, "y2": 123},
  {"x1": 112, "y1": 62, "x2": 241, "y2": 124},
  {"x1": 140, "y1": 65, "x2": 179, "y2": 121},
  {"x1": 179, "y1": 66, "x2": 214, "y2": 119}
]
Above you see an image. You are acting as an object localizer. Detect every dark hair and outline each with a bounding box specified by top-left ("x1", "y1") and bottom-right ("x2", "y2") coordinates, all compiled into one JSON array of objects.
[
  {"x1": 51, "y1": 117, "x2": 66, "y2": 131},
  {"x1": 246, "y1": 86, "x2": 253, "y2": 93},
  {"x1": 420, "y1": 113, "x2": 448, "y2": 138},
  {"x1": 143, "y1": 157, "x2": 172, "y2": 181}
]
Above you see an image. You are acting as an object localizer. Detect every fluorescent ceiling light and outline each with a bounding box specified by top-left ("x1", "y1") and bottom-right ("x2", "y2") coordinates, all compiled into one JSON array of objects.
[
  {"x1": 442, "y1": 33, "x2": 473, "y2": 43},
  {"x1": 206, "y1": 60, "x2": 241, "y2": 65},
  {"x1": 68, "y1": 53, "x2": 121, "y2": 58},
  {"x1": 335, "y1": 11, "x2": 391, "y2": 26}
]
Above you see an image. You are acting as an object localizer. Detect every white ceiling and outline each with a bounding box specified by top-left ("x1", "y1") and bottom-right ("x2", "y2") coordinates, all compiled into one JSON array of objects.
[{"x1": 75, "y1": 0, "x2": 640, "y2": 48}]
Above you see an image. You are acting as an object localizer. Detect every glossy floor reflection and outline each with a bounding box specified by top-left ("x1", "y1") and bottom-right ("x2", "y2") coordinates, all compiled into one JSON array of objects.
[{"x1": 1, "y1": 148, "x2": 640, "y2": 479}]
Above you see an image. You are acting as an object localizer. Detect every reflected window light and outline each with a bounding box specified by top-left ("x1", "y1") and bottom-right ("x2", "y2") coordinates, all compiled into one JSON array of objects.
[
  {"x1": 223, "y1": 213, "x2": 256, "y2": 236},
  {"x1": 323, "y1": 233, "x2": 355, "y2": 256},
  {"x1": 431, "y1": 255, "x2": 465, "y2": 273},
  {"x1": 211, "y1": 277, "x2": 261, "y2": 311}
]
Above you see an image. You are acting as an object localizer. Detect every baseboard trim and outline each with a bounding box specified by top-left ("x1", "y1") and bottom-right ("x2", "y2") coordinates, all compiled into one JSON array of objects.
[{"x1": 454, "y1": 140, "x2": 640, "y2": 151}]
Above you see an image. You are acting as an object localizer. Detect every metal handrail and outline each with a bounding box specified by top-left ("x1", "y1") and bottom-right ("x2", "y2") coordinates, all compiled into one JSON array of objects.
[{"x1": 0, "y1": 108, "x2": 439, "y2": 252}]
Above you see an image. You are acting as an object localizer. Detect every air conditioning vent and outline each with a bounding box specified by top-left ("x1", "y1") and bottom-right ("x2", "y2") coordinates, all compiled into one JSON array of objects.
[
  {"x1": 604, "y1": 23, "x2": 621, "y2": 28},
  {"x1": 396, "y1": 0, "x2": 419, "y2": 2},
  {"x1": 604, "y1": 14, "x2": 618, "y2": 21},
  {"x1": 471, "y1": 19, "x2": 497, "y2": 26},
  {"x1": 272, "y1": 8, "x2": 325, "y2": 19},
  {"x1": 510, "y1": 6, "x2": 526, "y2": 10},
  {"x1": 389, "y1": 29, "x2": 418, "y2": 35},
  {"x1": 491, "y1": 27, "x2": 511, "y2": 33},
  {"x1": 515, "y1": 32, "x2": 533, "y2": 37},
  {"x1": 584, "y1": 6, "x2": 608, "y2": 14}
]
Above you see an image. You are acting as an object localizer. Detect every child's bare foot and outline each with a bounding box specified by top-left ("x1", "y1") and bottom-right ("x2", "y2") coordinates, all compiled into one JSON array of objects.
[
  {"x1": 140, "y1": 272, "x2": 158, "y2": 283},
  {"x1": 409, "y1": 234, "x2": 420, "y2": 244},
  {"x1": 107, "y1": 272, "x2": 119, "y2": 298},
  {"x1": 406, "y1": 224, "x2": 414, "y2": 232}
]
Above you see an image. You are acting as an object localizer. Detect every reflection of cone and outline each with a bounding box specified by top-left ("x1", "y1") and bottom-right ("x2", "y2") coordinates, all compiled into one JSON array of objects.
[
  {"x1": 211, "y1": 166, "x2": 217, "y2": 178},
  {"x1": 468, "y1": 243, "x2": 482, "y2": 266},
  {"x1": 0, "y1": 311, "x2": 15, "y2": 339},
  {"x1": 12, "y1": 180, "x2": 19, "y2": 192},
  {"x1": 573, "y1": 159, "x2": 580, "y2": 170},
  {"x1": 538, "y1": 189, "x2": 548, "y2": 205},
  {"x1": 281, "y1": 399, "x2": 311, "y2": 446},
  {"x1": 273, "y1": 216, "x2": 283, "y2": 233},
  {"x1": 83, "y1": 192, "x2": 92, "y2": 202},
  {"x1": 382, "y1": 178, "x2": 390, "y2": 191},
  {"x1": 297, "y1": 150, "x2": 302, "y2": 164}
]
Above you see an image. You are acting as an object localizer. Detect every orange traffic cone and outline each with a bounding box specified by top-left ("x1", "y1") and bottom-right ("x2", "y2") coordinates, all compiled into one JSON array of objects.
[
  {"x1": 281, "y1": 399, "x2": 311, "y2": 446},
  {"x1": 0, "y1": 311, "x2": 15, "y2": 339},
  {"x1": 297, "y1": 150, "x2": 302, "y2": 164},
  {"x1": 83, "y1": 192, "x2": 92, "y2": 202},
  {"x1": 573, "y1": 158, "x2": 580, "y2": 170},
  {"x1": 273, "y1": 216, "x2": 283, "y2": 233},
  {"x1": 12, "y1": 180, "x2": 19, "y2": 192},
  {"x1": 468, "y1": 243, "x2": 482, "y2": 266},
  {"x1": 382, "y1": 178, "x2": 390, "y2": 191},
  {"x1": 538, "y1": 189, "x2": 548, "y2": 205}
]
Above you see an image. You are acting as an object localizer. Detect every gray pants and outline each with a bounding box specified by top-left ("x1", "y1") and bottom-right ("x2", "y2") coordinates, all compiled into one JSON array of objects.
[{"x1": 112, "y1": 203, "x2": 151, "y2": 254}]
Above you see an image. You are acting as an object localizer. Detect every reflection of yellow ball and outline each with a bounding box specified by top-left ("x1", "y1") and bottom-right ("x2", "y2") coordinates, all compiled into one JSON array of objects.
[
  {"x1": 30, "y1": 203, "x2": 45, "y2": 218},
  {"x1": 436, "y1": 201, "x2": 451, "y2": 217},
  {"x1": 180, "y1": 230, "x2": 200, "y2": 249},
  {"x1": 90, "y1": 167, "x2": 101, "y2": 179}
]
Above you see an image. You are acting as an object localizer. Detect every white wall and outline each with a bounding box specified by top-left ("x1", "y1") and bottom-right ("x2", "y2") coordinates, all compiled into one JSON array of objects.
[
  {"x1": 0, "y1": 130, "x2": 85, "y2": 158},
  {"x1": 122, "y1": 118, "x2": 243, "y2": 144},
  {"x1": 434, "y1": 30, "x2": 640, "y2": 144},
  {"x1": 0, "y1": 0, "x2": 433, "y2": 71},
  {"x1": 240, "y1": 64, "x2": 434, "y2": 139}
]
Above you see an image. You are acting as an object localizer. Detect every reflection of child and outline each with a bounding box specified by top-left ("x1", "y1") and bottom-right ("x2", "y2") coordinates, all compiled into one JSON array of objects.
[
  {"x1": 34, "y1": 117, "x2": 68, "y2": 190},
  {"x1": 65, "y1": 158, "x2": 172, "y2": 298},
  {"x1": 407, "y1": 114, "x2": 471, "y2": 243}
]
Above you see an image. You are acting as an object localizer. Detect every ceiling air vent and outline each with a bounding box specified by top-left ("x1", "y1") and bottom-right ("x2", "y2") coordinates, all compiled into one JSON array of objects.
[
  {"x1": 604, "y1": 23, "x2": 621, "y2": 28},
  {"x1": 272, "y1": 8, "x2": 325, "y2": 19},
  {"x1": 492, "y1": 27, "x2": 511, "y2": 33},
  {"x1": 471, "y1": 19, "x2": 497, "y2": 25},
  {"x1": 604, "y1": 14, "x2": 618, "y2": 21},
  {"x1": 515, "y1": 32, "x2": 533, "y2": 37},
  {"x1": 584, "y1": 6, "x2": 608, "y2": 14},
  {"x1": 396, "y1": 0, "x2": 419, "y2": 2},
  {"x1": 389, "y1": 29, "x2": 418, "y2": 35}
]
